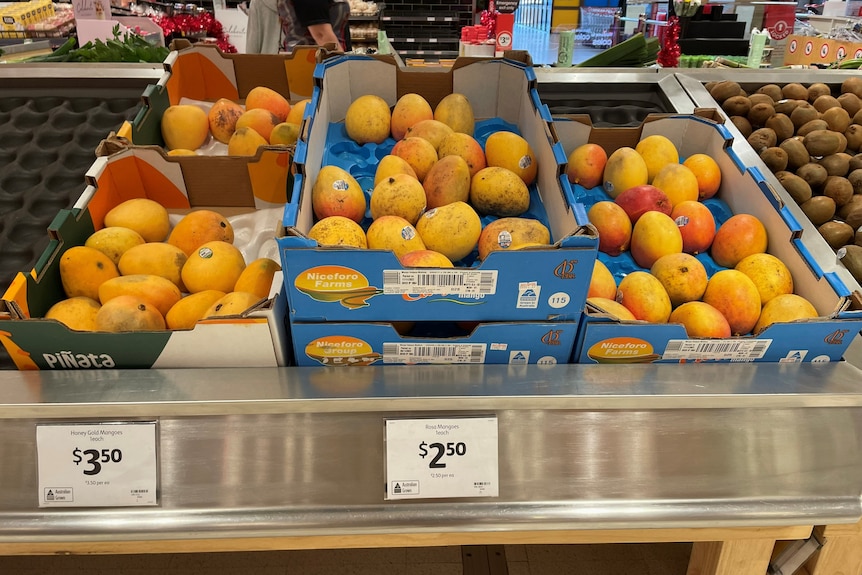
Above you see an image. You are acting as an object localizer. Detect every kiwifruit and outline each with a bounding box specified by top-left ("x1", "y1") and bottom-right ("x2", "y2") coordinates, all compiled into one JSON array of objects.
[
  {"x1": 756, "y1": 84, "x2": 783, "y2": 102},
  {"x1": 790, "y1": 102, "x2": 819, "y2": 129},
  {"x1": 836, "y1": 131, "x2": 848, "y2": 154},
  {"x1": 705, "y1": 81, "x2": 719, "y2": 94},
  {"x1": 854, "y1": 108, "x2": 862, "y2": 125},
  {"x1": 782, "y1": 82, "x2": 809, "y2": 100},
  {"x1": 710, "y1": 80, "x2": 743, "y2": 104},
  {"x1": 796, "y1": 162, "x2": 828, "y2": 188},
  {"x1": 823, "y1": 175, "x2": 854, "y2": 206},
  {"x1": 774, "y1": 99, "x2": 801, "y2": 116},
  {"x1": 841, "y1": 77, "x2": 862, "y2": 100},
  {"x1": 801, "y1": 195, "x2": 837, "y2": 225},
  {"x1": 845, "y1": 125, "x2": 862, "y2": 153},
  {"x1": 797, "y1": 119, "x2": 829, "y2": 137},
  {"x1": 760, "y1": 146, "x2": 788, "y2": 172},
  {"x1": 730, "y1": 115, "x2": 753, "y2": 138},
  {"x1": 822, "y1": 106, "x2": 851, "y2": 133},
  {"x1": 723, "y1": 95, "x2": 752, "y2": 117},
  {"x1": 765, "y1": 113, "x2": 794, "y2": 142},
  {"x1": 848, "y1": 168, "x2": 862, "y2": 194},
  {"x1": 813, "y1": 93, "x2": 841, "y2": 113},
  {"x1": 844, "y1": 205, "x2": 862, "y2": 230},
  {"x1": 780, "y1": 137, "x2": 812, "y2": 170},
  {"x1": 857, "y1": 229, "x2": 862, "y2": 247},
  {"x1": 820, "y1": 153, "x2": 852, "y2": 178},
  {"x1": 805, "y1": 130, "x2": 843, "y2": 157},
  {"x1": 818, "y1": 220, "x2": 855, "y2": 249},
  {"x1": 837, "y1": 244, "x2": 862, "y2": 283},
  {"x1": 748, "y1": 93, "x2": 775, "y2": 107},
  {"x1": 808, "y1": 83, "x2": 832, "y2": 103},
  {"x1": 851, "y1": 154, "x2": 862, "y2": 172},
  {"x1": 837, "y1": 93, "x2": 862, "y2": 117},
  {"x1": 748, "y1": 128, "x2": 777, "y2": 153},
  {"x1": 837, "y1": 194, "x2": 862, "y2": 221},
  {"x1": 748, "y1": 102, "x2": 775, "y2": 127},
  {"x1": 777, "y1": 171, "x2": 813, "y2": 204}
]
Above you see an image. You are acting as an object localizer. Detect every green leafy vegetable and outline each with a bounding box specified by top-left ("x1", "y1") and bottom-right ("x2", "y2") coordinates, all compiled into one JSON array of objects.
[{"x1": 25, "y1": 24, "x2": 169, "y2": 63}]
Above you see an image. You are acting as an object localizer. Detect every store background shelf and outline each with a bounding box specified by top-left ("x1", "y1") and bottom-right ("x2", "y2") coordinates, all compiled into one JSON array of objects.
[{"x1": 379, "y1": 2, "x2": 473, "y2": 59}]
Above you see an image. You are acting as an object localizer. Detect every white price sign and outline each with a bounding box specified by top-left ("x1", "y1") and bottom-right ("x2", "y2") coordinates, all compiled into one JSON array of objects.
[
  {"x1": 36, "y1": 422, "x2": 158, "y2": 507},
  {"x1": 385, "y1": 417, "x2": 498, "y2": 500}
]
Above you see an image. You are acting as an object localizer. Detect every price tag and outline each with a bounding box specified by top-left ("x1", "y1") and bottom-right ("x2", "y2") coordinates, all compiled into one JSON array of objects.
[
  {"x1": 385, "y1": 417, "x2": 498, "y2": 500},
  {"x1": 36, "y1": 422, "x2": 158, "y2": 507}
]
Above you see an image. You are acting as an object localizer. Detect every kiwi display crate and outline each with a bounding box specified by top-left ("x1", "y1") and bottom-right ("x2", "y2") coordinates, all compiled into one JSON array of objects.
[{"x1": 0, "y1": 73, "x2": 152, "y2": 369}]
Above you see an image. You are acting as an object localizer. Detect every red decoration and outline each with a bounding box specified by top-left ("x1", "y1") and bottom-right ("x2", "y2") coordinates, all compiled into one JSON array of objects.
[
  {"x1": 152, "y1": 10, "x2": 237, "y2": 53},
  {"x1": 657, "y1": 15, "x2": 681, "y2": 68},
  {"x1": 479, "y1": 9, "x2": 497, "y2": 38}
]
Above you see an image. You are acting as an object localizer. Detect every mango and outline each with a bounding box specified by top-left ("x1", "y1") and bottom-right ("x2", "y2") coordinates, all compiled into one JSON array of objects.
[
  {"x1": 94, "y1": 295, "x2": 165, "y2": 332},
  {"x1": 652, "y1": 163, "x2": 699, "y2": 207},
  {"x1": 683, "y1": 153, "x2": 722, "y2": 200},
  {"x1": 670, "y1": 200, "x2": 715, "y2": 254},
  {"x1": 286, "y1": 98, "x2": 311, "y2": 125},
  {"x1": 307, "y1": 215, "x2": 367, "y2": 248},
  {"x1": 312, "y1": 165, "x2": 367, "y2": 223},
  {"x1": 165, "y1": 290, "x2": 226, "y2": 330},
  {"x1": 650, "y1": 252, "x2": 708, "y2": 307},
  {"x1": 104, "y1": 198, "x2": 171, "y2": 243},
  {"x1": 484, "y1": 131, "x2": 538, "y2": 186},
  {"x1": 234, "y1": 257, "x2": 282, "y2": 299},
  {"x1": 161, "y1": 104, "x2": 209, "y2": 151},
  {"x1": 98, "y1": 274, "x2": 183, "y2": 318},
  {"x1": 702, "y1": 269, "x2": 762, "y2": 336},
  {"x1": 118, "y1": 242, "x2": 188, "y2": 291},
  {"x1": 635, "y1": 134, "x2": 679, "y2": 182},
  {"x1": 416, "y1": 201, "x2": 481, "y2": 263},
  {"x1": 269, "y1": 122, "x2": 300, "y2": 146},
  {"x1": 630, "y1": 211, "x2": 683, "y2": 269},
  {"x1": 711, "y1": 214, "x2": 768, "y2": 268},
  {"x1": 181, "y1": 240, "x2": 247, "y2": 294},
  {"x1": 587, "y1": 296, "x2": 636, "y2": 321},
  {"x1": 613, "y1": 184, "x2": 671, "y2": 224},
  {"x1": 167, "y1": 149, "x2": 197, "y2": 156},
  {"x1": 603, "y1": 147, "x2": 648, "y2": 199},
  {"x1": 735, "y1": 252, "x2": 793, "y2": 304},
  {"x1": 391, "y1": 136, "x2": 438, "y2": 182},
  {"x1": 477, "y1": 217, "x2": 551, "y2": 260},
  {"x1": 84, "y1": 226, "x2": 146, "y2": 265},
  {"x1": 423, "y1": 155, "x2": 471, "y2": 209},
  {"x1": 587, "y1": 201, "x2": 631, "y2": 256},
  {"x1": 391, "y1": 93, "x2": 434, "y2": 141},
  {"x1": 617, "y1": 271, "x2": 671, "y2": 323},
  {"x1": 345, "y1": 94, "x2": 392, "y2": 145},
  {"x1": 405, "y1": 119, "x2": 454, "y2": 150},
  {"x1": 470, "y1": 166, "x2": 530, "y2": 217},
  {"x1": 437, "y1": 132, "x2": 486, "y2": 177},
  {"x1": 59, "y1": 246, "x2": 120, "y2": 301},
  {"x1": 245, "y1": 86, "x2": 291, "y2": 122},
  {"x1": 228, "y1": 126, "x2": 269, "y2": 156},
  {"x1": 167, "y1": 209, "x2": 235, "y2": 256},
  {"x1": 235, "y1": 108, "x2": 280, "y2": 142},
  {"x1": 374, "y1": 155, "x2": 418, "y2": 187},
  {"x1": 754, "y1": 293, "x2": 818, "y2": 334},
  {"x1": 203, "y1": 291, "x2": 263, "y2": 319},
  {"x1": 566, "y1": 143, "x2": 607, "y2": 189},
  {"x1": 587, "y1": 260, "x2": 617, "y2": 300},
  {"x1": 44, "y1": 296, "x2": 101, "y2": 331},
  {"x1": 400, "y1": 250, "x2": 454, "y2": 268},
  {"x1": 366, "y1": 215, "x2": 426, "y2": 258},
  {"x1": 370, "y1": 173, "x2": 426, "y2": 224},
  {"x1": 207, "y1": 98, "x2": 244, "y2": 144},
  {"x1": 668, "y1": 301, "x2": 731, "y2": 338},
  {"x1": 434, "y1": 93, "x2": 475, "y2": 135}
]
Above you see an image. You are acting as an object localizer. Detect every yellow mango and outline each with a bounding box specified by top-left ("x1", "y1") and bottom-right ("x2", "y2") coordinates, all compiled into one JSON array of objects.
[
  {"x1": 59, "y1": 246, "x2": 120, "y2": 301},
  {"x1": 161, "y1": 104, "x2": 209, "y2": 151},
  {"x1": 98, "y1": 274, "x2": 183, "y2": 318},
  {"x1": 165, "y1": 290, "x2": 226, "y2": 330},
  {"x1": 234, "y1": 258, "x2": 282, "y2": 299}
]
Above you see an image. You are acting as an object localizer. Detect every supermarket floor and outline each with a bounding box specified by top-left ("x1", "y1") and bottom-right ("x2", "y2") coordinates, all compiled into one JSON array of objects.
[{"x1": 0, "y1": 542, "x2": 694, "y2": 574}]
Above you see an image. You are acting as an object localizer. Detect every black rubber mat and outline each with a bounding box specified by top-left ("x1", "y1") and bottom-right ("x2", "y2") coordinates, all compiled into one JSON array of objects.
[{"x1": 1, "y1": 79, "x2": 150, "y2": 370}]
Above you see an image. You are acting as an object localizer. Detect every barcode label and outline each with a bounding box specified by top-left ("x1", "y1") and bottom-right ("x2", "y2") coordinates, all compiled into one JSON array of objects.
[
  {"x1": 382, "y1": 343, "x2": 487, "y2": 364},
  {"x1": 382, "y1": 270, "x2": 497, "y2": 295},
  {"x1": 662, "y1": 339, "x2": 771, "y2": 361}
]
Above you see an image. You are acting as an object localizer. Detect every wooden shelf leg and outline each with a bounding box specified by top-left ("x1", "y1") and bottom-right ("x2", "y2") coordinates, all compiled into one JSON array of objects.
[
  {"x1": 687, "y1": 539, "x2": 776, "y2": 575},
  {"x1": 805, "y1": 526, "x2": 862, "y2": 575}
]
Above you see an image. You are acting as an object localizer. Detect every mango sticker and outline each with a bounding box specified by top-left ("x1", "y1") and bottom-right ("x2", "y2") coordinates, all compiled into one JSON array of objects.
[
  {"x1": 587, "y1": 337, "x2": 661, "y2": 364},
  {"x1": 305, "y1": 335, "x2": 382, "y2": 366},
  {"x1": 294, "y1": 265, "x2": 383, "y2": 309}
]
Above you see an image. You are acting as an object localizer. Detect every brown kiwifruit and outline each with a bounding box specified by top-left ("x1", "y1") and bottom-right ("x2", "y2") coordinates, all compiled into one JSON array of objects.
[
  {"x1": 805, "y1": 130, "x2": 843, "y2": 157},
  {"x1": 823, "y1": 175, "x2": 854, "y2": 206},
  {"x1": 774, "y1": 99, "x2": 801, "y2": 116},
  {"x1": 820, "y1": 153, "x2": 852, "y2": 178},
  {"x1": 747, "y1": 128, "x2": 777, "y2": 153},
  {"x1": 848, "y1": 168, "x2": 862, "y2": 194},
  {"x1": 760, "y1": 146, "x2": 788, "y2": 172},
  {"x1": 710, "y1": 80, "x2": 743, "y2": 103},
  {"x1": 854, "y1": 108, "x2": 862, "y2": 125},
  {"x1": 838, "y1": 93, "x2": 862, "y2": 117},
  {"x1": 796, "y1": 162, "x2": 829, "y2": 188},
  {"x1": 850, "y1": 154, "x2": 862, "y2": 172},
  {"x1": 756, "y1": 84, "x2": 783, "y2": 102},
  {"x1": 765, "y1": 113, "x2": 794, "y2": 142},
  {"x1": 723, "y1": 95, "x2": 752, "y2": 117},
  {"x1": 841, "y1": 77, "x2": 862, "y2": 99},
  {"x1": 846, "y1": 125, "x2": 862, "y2": 153},
  {"x1": 822, "y1": 106, "x2": 852, "y2": 133},
  {"x1": 836, "y1": 131, "x2": 848, "y2": 154},
  {"x1": 844, "y1": 205, "x2": 862, "y2": 230},
  {"x1": 813, "y1": 93, "x2": 841, "y2": 113},
  {"x1": 808, "y1": 83, "x2": 832, "y2": 103},
  {"x1": 837, "y1": 244, "x2": 862, "y2": 283},
  {"x1": 730, "y1": 115, "x2": 753, "y2": 138},
  {"x1": 782, "y1": 82, "x2": 809, "y2": 100},
  {"x1": 800, "y1": 195, "x2": 837, "y2": 225},
  {"x1": 777, "y1": 171, "x2": 813, "y2": 204},
  {"x1": 818, "y1": 220, "x2": 855, "y2": 249},
  {"x1": 748, "y1": 93, "x2": 775, "y2": 107},
  {"x1": 747, "y1": 102, "x2": 775, "y2": 127},
  {"x1": 838, "y1": 194, "x2": 862, "y2": 220},
  {"x1": 857, "y1": 229, "x2": 862, "y2": 247},
  {"x1": 797, "y1": 119, "x2": 829, "y2": 137},
  {"x1": 705, "y1": 81, "x2": 719, "y2": 94},
  {"x1": 790, "y1": 102, "x2": 819, "y2": 129},
  {"x1": 780, "y1": 137, "x2": 812, "y2": 170}
]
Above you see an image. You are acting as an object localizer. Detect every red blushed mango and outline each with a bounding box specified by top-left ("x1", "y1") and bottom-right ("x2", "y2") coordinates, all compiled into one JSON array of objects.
[
  {"x1": 671, "y1": 200, "x2": 716, "y2": 254},
  {"x1": 235, "y1": 108, "x2": 280, "y2": 143},
  {"x1": 245, "y1": 86, "x2": 291, "y2": 123},
  {"x1": 614, "y1": 184, "x2": 672, "y2": 224},
  {"x1": 391, "y1": 136, "x2": 438, "y2": 182},
  {"x1": 390, "y1": 93, "x2": 434, "y2": 141},
  {"x1": 703, "y1": 269, "x2": 762, "y2": 336},
  {"x1": 617, "y1": 271, "x2": 672, "y2": 324},
  {"x1": 588, "y1": 201, "x2": 632, "y2": 256},
  {"x1": 587, "y1": 259, "x2": 617, "y2": 300},
  {"x1": 710, "y1": 214, "x2": 768, "y2": 268},
  {"x1": 437, "y1": 132, "x2": 486, "y2": 178},
  {"x1": 683, "y1": 153, "x2": 722, "y2": 200},
  {"x1": 669, "y1": 301, "x2": 732, "y2": 338},
  {"x1": 566, "y1": 143, "x2": 607, "y2": 189}
]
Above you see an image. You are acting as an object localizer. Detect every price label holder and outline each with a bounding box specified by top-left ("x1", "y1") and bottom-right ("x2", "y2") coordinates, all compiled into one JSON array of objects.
[
  {"x1": 36, "y1": 421, "x2": 158, "y2": 508},
  {"x1": 384, "y1": 416, "x2": 498, "y2": 500}
]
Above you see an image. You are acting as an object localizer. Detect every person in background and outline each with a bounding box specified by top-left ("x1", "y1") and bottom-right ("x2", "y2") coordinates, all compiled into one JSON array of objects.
[
  {"x1": 278, "y1": 0, "x2": 351, "y2": 52},
  {"x1": 245, "y1": 0, "x2": 283, "y2": 54}
]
